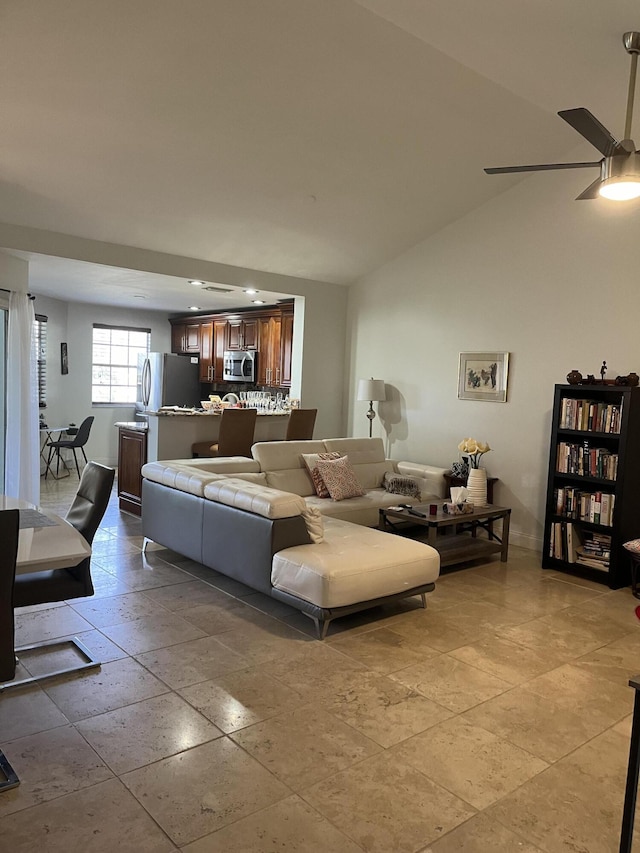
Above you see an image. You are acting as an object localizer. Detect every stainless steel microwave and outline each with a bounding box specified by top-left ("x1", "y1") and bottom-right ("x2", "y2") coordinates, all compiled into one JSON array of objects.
[{"x1": 222, "y1": 350, "x2": 257, "y2": 383}]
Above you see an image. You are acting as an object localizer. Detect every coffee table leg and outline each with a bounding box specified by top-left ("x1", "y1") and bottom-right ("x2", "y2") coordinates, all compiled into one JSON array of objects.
[
  {"x1": 428, "y1": 526, "x2": 437, "y2": 548},
  {"x1": 500, "y1": 512, "x2": 511, "y2": 561}
]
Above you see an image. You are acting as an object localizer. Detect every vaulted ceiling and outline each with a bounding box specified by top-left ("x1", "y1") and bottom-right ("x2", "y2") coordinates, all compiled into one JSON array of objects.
[{"x1": 2, "y1": 1, "x2": 638, "y2": 309}]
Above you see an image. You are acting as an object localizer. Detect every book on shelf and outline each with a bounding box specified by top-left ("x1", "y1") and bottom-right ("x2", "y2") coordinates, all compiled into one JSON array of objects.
[
  {"x1": 549, "y1": 522, "x2": 611, "y2": 569},
  {"x1": 559, "y1": 397, "x2": 622, "y2": 433}
]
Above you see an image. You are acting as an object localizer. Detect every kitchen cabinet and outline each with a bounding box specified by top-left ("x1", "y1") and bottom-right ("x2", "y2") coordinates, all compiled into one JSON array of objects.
[
  {"x1": 258, "y1": 315, "x2": 282, "y2": 386},
  {"x1": 171, "y1": 322, "x2": 201, "y2": 355},
  {"x1": 117, "y1": 425, "x2": 148, "y2": 516},
  {"x1": 214, "y1": 319, "x2": 227, "y2": 382},
  {"x1": 199, "y1": 321, "x2": 213, "y2": 382},
  {"x1": 280, "y1": 308, "x2": 293, "y2": 388},
  {"x1": 227, "y1": 318, "x2": 259, "y2": 351}
]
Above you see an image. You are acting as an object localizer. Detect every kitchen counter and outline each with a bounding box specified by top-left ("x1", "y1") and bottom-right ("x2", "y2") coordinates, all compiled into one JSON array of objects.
[
  {"x1": 114, "y1": 421, "x2": 148, "y2": 430},
  {"x1": 146, "y1": 411, "x2": 289, "y2": 461}
]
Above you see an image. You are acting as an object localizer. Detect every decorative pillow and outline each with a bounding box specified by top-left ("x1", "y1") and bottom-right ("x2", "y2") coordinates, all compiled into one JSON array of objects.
[
  {"x1": 314, "y1": 456, "x2": 365, "y2": 502},
  {"x1": 301, "y1": 506, "x2": 324, "y2": 544},
  {"x1": 383, "y1": 472, "x2": 421, "y2": 499},
  {"x1": 301, "y1": 452, "x2": 342, "y2": 498}
]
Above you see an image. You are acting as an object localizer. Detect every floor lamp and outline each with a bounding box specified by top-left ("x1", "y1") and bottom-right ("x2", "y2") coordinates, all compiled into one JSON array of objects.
[{"x1": 357, "y1": 378, "x2": 386, "y2": 438}]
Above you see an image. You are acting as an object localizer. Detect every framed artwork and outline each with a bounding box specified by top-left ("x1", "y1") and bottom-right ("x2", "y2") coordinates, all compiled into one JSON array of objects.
[
  {"x1": 458, "y1": 351, "x2": 509, "y2": 402},
  {"x1": 61, "y1": 342, "x2": 68, "y2": 375}
]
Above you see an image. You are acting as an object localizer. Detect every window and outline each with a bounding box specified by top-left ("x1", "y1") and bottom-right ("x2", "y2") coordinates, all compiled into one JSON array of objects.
[
  {"x1": 92, "y1": 324, "x2": 150, "y2": 404},
  {"x1": 34, "y1": 313, "x2": 47, "y2": 408}
]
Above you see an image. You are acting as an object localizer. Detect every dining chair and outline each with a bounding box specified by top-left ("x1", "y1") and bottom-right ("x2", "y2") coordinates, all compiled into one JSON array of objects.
[
  {"x1": 3, "y1": 462, "x2": 115, "y2": 692},
  {"x1": 45, "y1": 415, "x2": 94, "y2": 479},
  {"x1": 285, "y1": 408, "x2": 317, "y2": 441},
  {"x1": 191, "y1": 408, "x2": 258, "y2": 458}
]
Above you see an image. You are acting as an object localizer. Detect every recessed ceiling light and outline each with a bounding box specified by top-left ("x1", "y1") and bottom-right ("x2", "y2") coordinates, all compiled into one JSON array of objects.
[
  {"x1": 243, "y1": 288, "x2": 259, "y2": 295},
  {"x1": 132, "y1": 294, "x2": 146, "y2": 300},
  {"x1": 252, "y1": 299, "x2": 265, "y2": 305},
  {"x1": 189, "y1": 280, "x2": 205, "y2": 287},
  {"x1": 188, "y1": 305, "x2": 201, "y2": 311}
]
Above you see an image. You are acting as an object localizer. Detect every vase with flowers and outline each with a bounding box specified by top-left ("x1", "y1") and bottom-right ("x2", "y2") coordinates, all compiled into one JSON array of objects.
[{"x1": 458, "y1": 438, "x2": 491, "y2": 506}]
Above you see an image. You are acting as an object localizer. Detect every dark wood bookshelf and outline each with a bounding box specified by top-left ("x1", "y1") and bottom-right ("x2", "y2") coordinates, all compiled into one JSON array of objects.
[{"x1": 542, "y1": 384, "x2": 640, "y2": 588}]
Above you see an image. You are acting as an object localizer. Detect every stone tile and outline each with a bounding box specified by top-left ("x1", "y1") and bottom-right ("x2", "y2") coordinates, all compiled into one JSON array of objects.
[
  {"x1": 177, "y1": 600, "x2": 255, "y2": 635},
  {"x1": 328, "y1": 626, "x2": 440, "y2": 674},
  {"x1": 423, "y1": 812, "x2": 544, "y2": 852},
  {"x1": 42, "y1": 657, "x2": 169, "y2": 722},
  {"x1": 135, "y1": 634, "x2": 251, "y2": 689},
  {"x1": 231, "y1": 704, "x2": 381, "y2": 790},
  {"x1": 90, "y1": 538, "x2": 140, "y2": 558},
  {"x1": 303, "y1": 750, "x2": 474, "y2": 853},
  {"x1": 14, "y1": 605, "x2": 95, "y2": 646},
  {"x1": 178, "y1": 667, "x2": 306, "y2": 733},
  {"x1": 496, "y1": 610, "x2": 617, "y2": 659},
  {"x1": 96, "y1": 555, "x2": 193, "y2": 591},
  {"x1": 214, "y1": 615, "x2": 312, "y2": 665},
  {"x1": 69, "y1": 591, "x2": 170, "y2": 628},
  {"x1": 121, "y1": 738, "x2": 289, "y2": 846},
  {"x1": 0, "y1": 685, "x2": 69, "y2": 741},
  {"x1": 320, "y1": 670, "x2": 454, "y2": 747},
  {"x1": 67, "y1": 566, "x2": 133, "y2": 599},
  {"x1": 17, "y1": 629, "x2": 127, "y2": 679},
  {"x1": 0, "y1": 725, "x2": 112, "y2": 817},
  {"x1": 0, "y1": 777, "x2": 176, "y2": 852},
  {"x1": 142, "y1": 579, "x2": 242, "y2": 612},
  {"x1": 524, "y1": 662, "x2": 633, "y2": 721},
  {"x1": 486, "y1": 729, "x2": 630, "y2": 853},
  {"x1": 394, "y1": 716, "x2": 548, "y2": 810},
  {"x1": 573, "y1": 631, "x2": 640, "y2": 686},
  {"x1": 241, "y1": 591, "x2": 301, "y2": 619},
  {"x1": 99, "y1": 611, "x2": 207, "y2": 655},
  {"x1": 181, "y1": 794, "x2": 364, "y2": 852},
  {"x1": 449, "y1": 632, "x2": 568, "y2": 685},
  {"x1": 390, "y1": 654, "x2": 512, "y2": 712},
  {"x1": 480, "y1": 575, "x2": 604, "y2": 616},
  {"x1": 568, "y1": 590, "x2": 640, "y2": 632},
  {"x1": 77, "y1": 692, "x2": 222, "y2": 774},
  {"x1": 261, "y1": 642, "x2": 369, "y2": 700}
]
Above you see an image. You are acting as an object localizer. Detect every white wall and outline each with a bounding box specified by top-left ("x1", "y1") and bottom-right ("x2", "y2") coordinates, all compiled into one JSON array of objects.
[
  {"x1": 35, "y1": 295, "x2": 171, "y2": 466},
  {"x1": 346, "y1": 168, "x2": 640, "y2": 550}
]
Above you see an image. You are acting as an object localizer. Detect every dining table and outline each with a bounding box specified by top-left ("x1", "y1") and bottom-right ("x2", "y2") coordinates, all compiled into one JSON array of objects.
[{"x1": 0, "y1": 497, "x2": 93, "y2": 790}]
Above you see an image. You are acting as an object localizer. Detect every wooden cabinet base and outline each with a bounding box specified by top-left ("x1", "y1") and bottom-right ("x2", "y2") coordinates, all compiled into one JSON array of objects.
[{"x1": 117, "y1": 427, "x2": 148, "y2": 517}]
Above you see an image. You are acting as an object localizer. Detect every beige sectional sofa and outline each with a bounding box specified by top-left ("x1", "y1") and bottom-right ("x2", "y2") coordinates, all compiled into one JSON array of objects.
[{"x1": 141, "y1": 438, "x2": 445, "y2": 637}]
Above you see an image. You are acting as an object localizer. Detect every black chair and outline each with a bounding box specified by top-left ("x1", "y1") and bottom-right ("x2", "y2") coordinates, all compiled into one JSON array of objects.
[
  {"x1": 3, "y1": 463, "x2": 115, "y2": 692},
  {"x1": 0, "y1": 509, "x2": 19, "y2": 684},
  {"x1": 14, "y1": 461, "x2": 115, "y2": 607},
  {"x1": 46, "y1": 415, "x2": 94, "y2": 479}
]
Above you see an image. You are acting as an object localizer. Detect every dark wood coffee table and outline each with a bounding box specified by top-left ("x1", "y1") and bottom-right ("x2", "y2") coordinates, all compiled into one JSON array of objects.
[{"x1": 379, "y1": 502, "x2": 511, "y2": 569}]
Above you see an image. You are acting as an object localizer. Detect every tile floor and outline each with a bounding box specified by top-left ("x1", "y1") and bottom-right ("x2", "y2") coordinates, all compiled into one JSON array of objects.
[{"x1": 1, "y1": 475, "x2": 640, "y2": 851}]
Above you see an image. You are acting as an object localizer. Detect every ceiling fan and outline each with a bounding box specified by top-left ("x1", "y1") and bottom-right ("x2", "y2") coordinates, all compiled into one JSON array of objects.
[{"x1": 485, "y1": 31, "x2": 640, "y2": 200}]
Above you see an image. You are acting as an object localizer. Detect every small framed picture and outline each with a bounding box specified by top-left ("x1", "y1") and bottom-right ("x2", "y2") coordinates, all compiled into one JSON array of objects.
[
  {"x1": 61, "y1": 342, "x2": 68, "y2": 375},
  {"x1": 458, "y1": 352, "x2": 509, "y2": 402}
]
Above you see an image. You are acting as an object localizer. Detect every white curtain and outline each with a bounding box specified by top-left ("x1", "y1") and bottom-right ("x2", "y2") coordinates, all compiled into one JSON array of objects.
[{"x1": 5, "y1": 291, "x2": 39, "y2": 504}]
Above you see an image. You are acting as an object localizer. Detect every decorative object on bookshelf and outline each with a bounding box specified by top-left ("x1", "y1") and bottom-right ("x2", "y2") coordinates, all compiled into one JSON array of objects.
[
  {"x1": 467, "y1": 467, "x2": 488, "y2": 507},
  {"x1": 458, "y1": 352, "x2": 509, "y2": 403},
  {"x1": 565, "y1": 369, "x2": 638, "y2": 387},
  {"x1": 543, "y1": 383, "x2": 640, "y2": 589},
  {"x1": 567, "y1": 370, "x2": 583, "y2": 385}
]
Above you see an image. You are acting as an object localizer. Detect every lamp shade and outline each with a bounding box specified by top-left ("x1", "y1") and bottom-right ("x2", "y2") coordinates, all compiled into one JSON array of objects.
[{"x1": 357, "y1": 379, "x2": 386, "y2": 402}]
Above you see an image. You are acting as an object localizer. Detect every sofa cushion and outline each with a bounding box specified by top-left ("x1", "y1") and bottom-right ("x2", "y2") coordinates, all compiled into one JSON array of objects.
[
  {"x1": 383, "y1": 472, "x2": 421, "y2": 499},
  {"x1": 301, "y1": 506, "x2": 324, "y2": 544},
  {"x1": 252, "y1": 440, "x2": 327, "y2": 497},
  {"x1": 305, "y1": 488, "x2": 420, "y2": 527},
  {"x1": 315, "y1": 456, "x2": 365, "y2": 501},
  {"x1": 271, "y1": 517, "x2": 440, "y2": 608},
  {"x1": 141, "y1": 462, "x2": 228, "y2": 497},
  {"x1": 321, "y1": 437, "x2": 394, "y2": 489},
  {"x1": 301, "y1": 451, "x2": 342, "y2": 498},
  {"x1": 172, "y1": 457, "x2": 261, "y2": 474},
  {"x1": 203, "y1": 478, "x2": 306, "y2": 519}
]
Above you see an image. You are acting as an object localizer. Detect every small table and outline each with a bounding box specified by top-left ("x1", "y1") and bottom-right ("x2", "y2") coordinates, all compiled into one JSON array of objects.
[
  {"x1": 444, "y1": 473, "x2": 498, "y2": 505},
  {"x1": 379, "y1": 502, "x2": 511, "y2": 569}
]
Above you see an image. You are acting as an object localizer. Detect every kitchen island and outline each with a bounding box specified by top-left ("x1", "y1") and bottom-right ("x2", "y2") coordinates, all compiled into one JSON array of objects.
[{"x1": 146, "y1": 410, "x2": 290, "y2": 462}]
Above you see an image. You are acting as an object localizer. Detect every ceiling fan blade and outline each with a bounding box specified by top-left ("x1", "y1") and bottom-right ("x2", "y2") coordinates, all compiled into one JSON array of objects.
[
  {"x1": 558, "y1": 108, "x2": 623, "y2": 156},
  {"x1": 575, "y1": 177, "x2": 604, "y2": 200},
  {"x1": 484, "y1": 161, "x2": 601, "y2": 175}
]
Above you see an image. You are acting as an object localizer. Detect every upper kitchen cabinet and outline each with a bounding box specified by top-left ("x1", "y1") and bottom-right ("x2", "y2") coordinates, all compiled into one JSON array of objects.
[
  {"x1": 227, "y1": 317, "x2": 259, "y2": 351},
  {"x1": 280, "y1": 306, "x2": 294, "y2": 388},
  {"x1": 258, "y1": 315, "x2": 282, "y2": 386},
  {"x1": 199, "y1": 321, "x2": 214, "y2": 382},
  {"x1": 171, "y1": 321, "x2": 201, "y2": 355}
]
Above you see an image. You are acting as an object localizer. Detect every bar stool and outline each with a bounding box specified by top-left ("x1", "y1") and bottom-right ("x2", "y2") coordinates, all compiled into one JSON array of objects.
[
  {"x1": 623, "y1": 539, "x2": 640, "y2": 599},
  {"x1": 285, "y1": 408, "x2": 317, "y2": 441},
  {"x1": 191, "y1": 408, "x2": 257, "y2": 458}
]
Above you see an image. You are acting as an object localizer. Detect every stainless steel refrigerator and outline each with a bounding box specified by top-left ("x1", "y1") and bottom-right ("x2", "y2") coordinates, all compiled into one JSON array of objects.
[{"x1": 137, "y1": 353, "x2": 201, "y2": 414}]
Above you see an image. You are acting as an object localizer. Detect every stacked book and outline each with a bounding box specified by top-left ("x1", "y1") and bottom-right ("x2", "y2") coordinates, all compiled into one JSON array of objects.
[
  {"x1": 549, "y1": 522, "x2": 611, "y2": 572},
  {"x1": 552, "y1": 486, "x2": 615, "y2": 526},
  {"x1": 556, "y1": 442, "x2": 618, "y2": 480},
  {"x1": 559, "y1": 398, "x2": 622, "y2": 433}
]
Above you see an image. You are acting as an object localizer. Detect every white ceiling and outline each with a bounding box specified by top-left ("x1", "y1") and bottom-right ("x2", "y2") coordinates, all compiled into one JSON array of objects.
[{"x1": 2, "y1": 0, "x2": 639, "y2": 310}]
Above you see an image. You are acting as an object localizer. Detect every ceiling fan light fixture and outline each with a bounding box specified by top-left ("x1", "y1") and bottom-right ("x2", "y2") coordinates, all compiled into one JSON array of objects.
[{"x1": 598, "y1": 177, "x2": 640, "y2": 200}]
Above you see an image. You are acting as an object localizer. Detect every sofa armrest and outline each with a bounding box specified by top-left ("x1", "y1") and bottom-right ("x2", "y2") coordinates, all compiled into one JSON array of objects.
[{"x1": 394, "y1": 461, "x2": 448, "y2": 499}]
